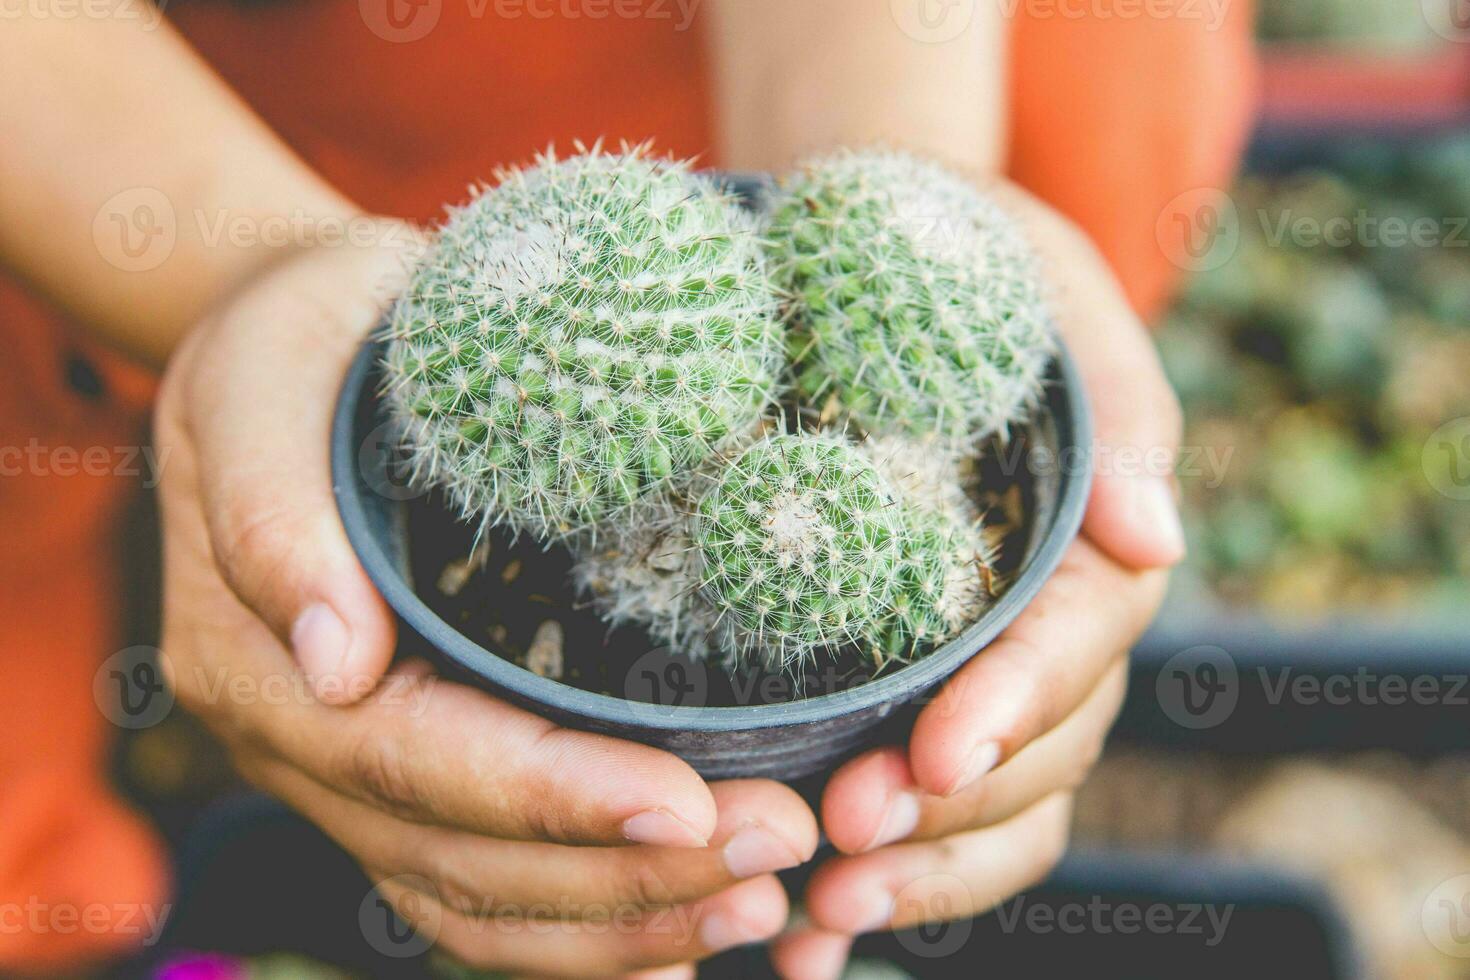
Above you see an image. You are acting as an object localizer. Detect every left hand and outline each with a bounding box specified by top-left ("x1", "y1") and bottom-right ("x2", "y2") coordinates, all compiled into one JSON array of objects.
[{"x1": 771, "y1": 186, "x2": 1185, "y2": 980}]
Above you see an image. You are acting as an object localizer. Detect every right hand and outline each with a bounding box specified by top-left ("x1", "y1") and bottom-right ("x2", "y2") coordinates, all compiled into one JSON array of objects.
[{"x1": 154, "y1": 223, "x2": 816, "y2": 978}]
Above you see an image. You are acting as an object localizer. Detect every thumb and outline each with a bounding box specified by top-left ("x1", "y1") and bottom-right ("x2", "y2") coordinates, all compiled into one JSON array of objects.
[
  {"x1": 1007, "y1": 190, "x2": 1187, "y2": 570},
  {"x1": 181, "y1": 227, "x2": 420, "y2": 703}
]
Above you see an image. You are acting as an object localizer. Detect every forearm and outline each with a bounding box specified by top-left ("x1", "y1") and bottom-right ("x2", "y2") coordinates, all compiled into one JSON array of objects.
[
  {"x1": 705, "y1": 0, "x2": 1007, "y2": 175},
  {"x1": 0, "y1": 1, "x2": 356, "y2": 367}
]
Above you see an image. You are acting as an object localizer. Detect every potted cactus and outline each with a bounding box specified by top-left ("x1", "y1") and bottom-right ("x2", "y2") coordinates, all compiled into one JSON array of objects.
[{"x1": 333, "y1": 144, "x2": 1091, "y2": 780}]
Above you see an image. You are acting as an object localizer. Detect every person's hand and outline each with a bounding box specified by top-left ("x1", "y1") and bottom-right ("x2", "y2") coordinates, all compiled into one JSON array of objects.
[
  {"x1": 771, "y1": 186, "x2": 1184, "y2": 980},
  {"x1": 154, "y1": 223, "x2": 817, "y2": 979}
]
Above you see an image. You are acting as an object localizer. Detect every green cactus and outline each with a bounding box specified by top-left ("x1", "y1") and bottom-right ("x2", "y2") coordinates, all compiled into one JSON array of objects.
[
  {"x1": 574, "y1": 431, "x2": 992, "y2": 669},
  {"x1": 767, "y1": 149, "x2": 1054, "y2": 448},
  {"x1": 862, "y1": 436, "x2": 992, "y2": 660},
  {"x1": 382, "y1": 144, "x2": 784, "y2": 543},
  {"x1": 691, "y1": 431, "x2": 906, "y2": 667}
]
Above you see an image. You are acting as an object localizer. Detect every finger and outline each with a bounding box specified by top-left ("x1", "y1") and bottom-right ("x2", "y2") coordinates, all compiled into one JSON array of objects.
[
  {"x1": 998, "y1": 187, "x2": 1186, "y2": 569},
  {"x1": 378, "y1": 873, "x2": 790, "y2": 977},
  {"x1": 770, "y1": 927, "x2": 852, "y2": 980},
  {"x1": 907, "y1": 539, "x2": 1164, "y2": 798},
  {"x1": 803, "y1": 794, "x2": 1073, "y2": 935},
  {"x1": 174, "y1": 235, "x2": 417, "y2": 702},
  {"x1": 247, "y1": 761, "x2": 815, "y2": 909},
  {"x1": 822, "y1": 662, "x2": 1126, "y2": 852},
  {"x1": 247, "y1": 665, "x2": 719, "y2": 847}
]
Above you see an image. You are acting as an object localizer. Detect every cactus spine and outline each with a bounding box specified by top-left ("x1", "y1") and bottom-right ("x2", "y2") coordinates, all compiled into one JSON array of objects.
[
  {"x1": 767, "y1": 149, "x2": 1055, "y2": 448},
  {"x1": 382, "y1": 144, "x2": 783, "y2": 543}
]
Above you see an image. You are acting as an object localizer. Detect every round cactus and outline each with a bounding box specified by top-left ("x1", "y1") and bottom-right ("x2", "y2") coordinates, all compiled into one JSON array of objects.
[
  {"x1": 691, "y1": 432, "x2": 906, "y2": 667},
  {"x1": 382, "y1": 145, "x2": 783, "y2": 542},
  {"x1": 862, "y1": 437, "x2": 993, "y2": 659},
  {"x1": 574, "y1": 432, "x2": 995, "y2": 669},
  {"x1": 767, "y1": 149, "x2": 1055, "y2": 447}
]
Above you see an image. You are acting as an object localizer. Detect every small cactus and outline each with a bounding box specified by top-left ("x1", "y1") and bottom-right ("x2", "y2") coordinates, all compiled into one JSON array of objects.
[
  {"x1": 692, "y1": 431, "x2": 907, "y2": 667},
  {"x1": 862, "y1": 436, "x2": 993, "y2": 660},
  {"x1": 767, "y1": 149, "x2": 1055, "y2": 447},
  {"x1": 382, "y1": 144, "x2": 783, "y2": 543},
  {"x1": 574, "y1": 431, "x2": 992, "y2": 669}
]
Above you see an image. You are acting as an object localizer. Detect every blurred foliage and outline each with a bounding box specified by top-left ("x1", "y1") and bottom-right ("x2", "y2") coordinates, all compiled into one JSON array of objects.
[
  {"x1": 1157, "y1": 137, "x2": 1470, "y2": 616},
  {"x1": 1256, "y1": 0, "x2": 1445, "y2": 52}
]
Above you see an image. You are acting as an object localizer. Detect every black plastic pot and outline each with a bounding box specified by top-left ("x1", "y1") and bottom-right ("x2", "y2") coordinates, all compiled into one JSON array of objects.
[{"x1": 330, "y1": 181, "x2": 1092, "y2": 781}]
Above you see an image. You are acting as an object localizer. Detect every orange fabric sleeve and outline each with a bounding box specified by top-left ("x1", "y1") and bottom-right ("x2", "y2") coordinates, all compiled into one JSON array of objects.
[{"x1": 1010, "y1": 0, "x2": 1260, "y2": 320}]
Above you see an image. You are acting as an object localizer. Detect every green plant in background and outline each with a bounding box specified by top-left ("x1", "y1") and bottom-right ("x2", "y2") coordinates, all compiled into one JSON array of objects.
[
  {"x1": 382, "y1": 144, "x2": 783, "y2": 543},
  {"x1": 1157, "y1": 139, "x2": 1470, "y2": 616},
  {"x1": 1256, "y1": 0, "x2": 1442, "y2": 52},
  {"x1": 766, "y1": 149, "x2": 1054, "y2": 448}
]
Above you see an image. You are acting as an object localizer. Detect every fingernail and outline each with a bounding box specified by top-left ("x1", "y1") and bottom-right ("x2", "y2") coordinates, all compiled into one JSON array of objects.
[
  {"x1": 723, "y1": 823, "x2": 803, "y2": 878},
  {"x1": 945, "y1": 740, "x2": 1002, "y2": 797},
  {"x1": 292, "y1": 603, "x2": 351, "y2": 700},
  {"x1": 623, "y1": 809, "x2": 709, "y2": 849},
  {"x1": 849, "y1": 889, "x2": 895, "y2": 934},
  {"x1": 864, "y1": 791, "x2": 921, "y2": 852},
  {"x1": 1135, "y1": 477, "x2": 1186, "y2": 564},
  {"x1": 700, "y1": 911, "x2": 772, "y2": 952}
]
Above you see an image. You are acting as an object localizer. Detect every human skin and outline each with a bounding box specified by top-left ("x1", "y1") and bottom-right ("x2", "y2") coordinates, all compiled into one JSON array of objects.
[{"x1": 0, "y1": 2, "x2": 1183, "y2": 977}]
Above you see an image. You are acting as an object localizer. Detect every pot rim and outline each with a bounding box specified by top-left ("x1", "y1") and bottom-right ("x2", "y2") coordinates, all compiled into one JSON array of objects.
[{"x1": 332, "y1": 339, "x2": 1093, "y2": 733}]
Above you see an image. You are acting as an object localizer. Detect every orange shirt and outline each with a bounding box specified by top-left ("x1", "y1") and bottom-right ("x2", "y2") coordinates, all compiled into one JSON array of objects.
[{"x1": 0, "y1": 3, "x2": 1257, "y2": 970}]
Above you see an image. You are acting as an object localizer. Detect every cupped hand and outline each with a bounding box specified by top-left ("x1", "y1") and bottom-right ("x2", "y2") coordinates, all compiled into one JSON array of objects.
[
  {"x1": 772, "y1": 185, "x2": 1184, "y2": 980},
  {"x1": 154, "y1": 224, "x2": 817, "y2": 979}
]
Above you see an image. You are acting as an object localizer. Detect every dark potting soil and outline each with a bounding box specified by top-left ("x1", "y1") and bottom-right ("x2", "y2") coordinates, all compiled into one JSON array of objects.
[{"x1": 404, "y1": 429, "x2": 1038, "y2": 708}]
